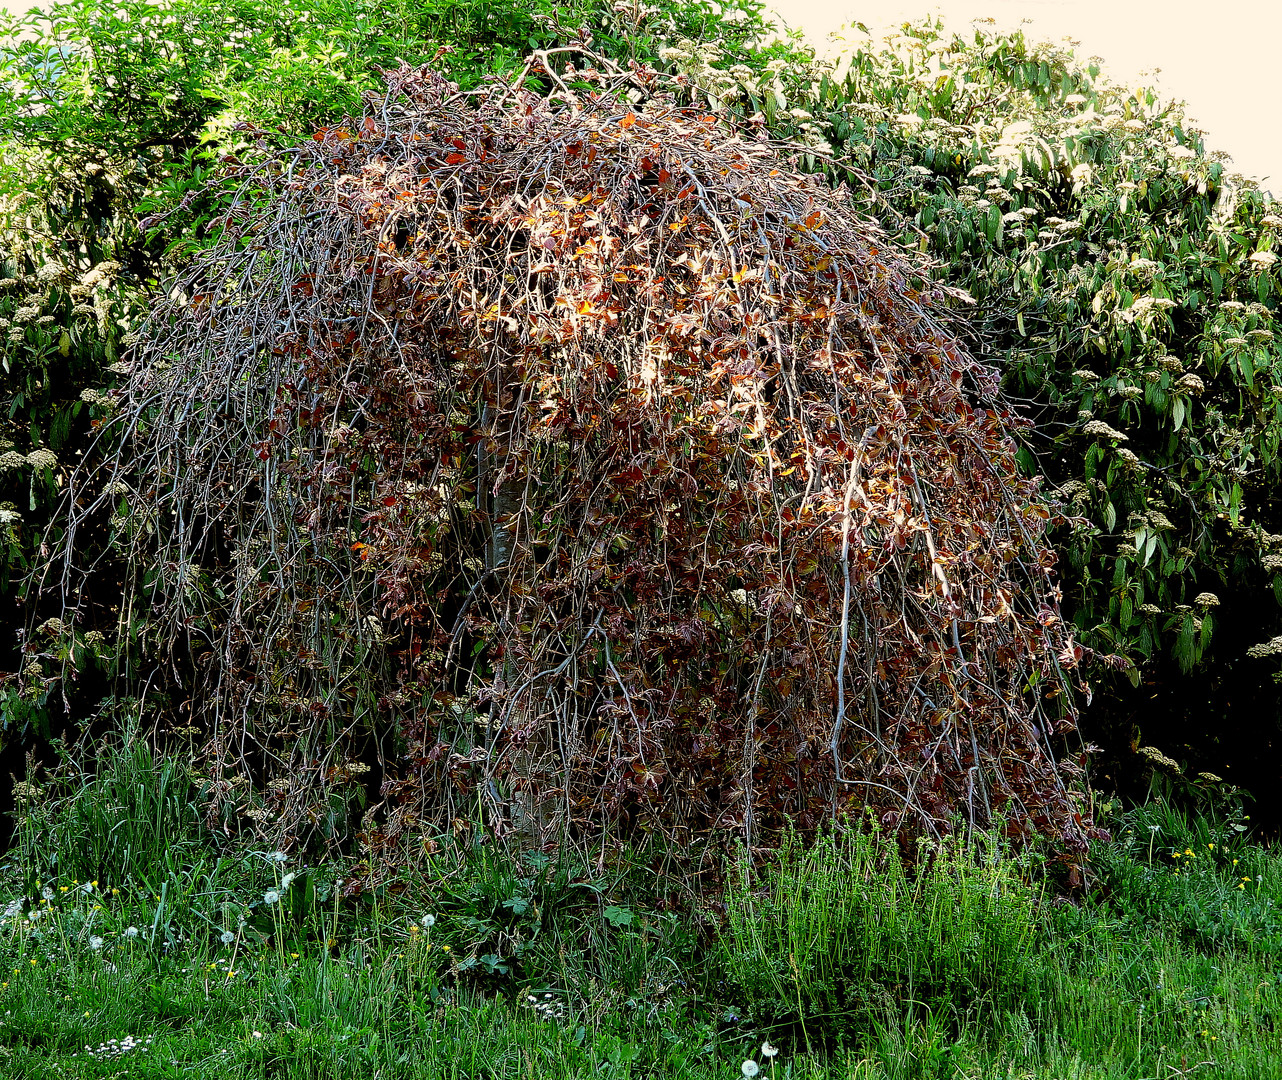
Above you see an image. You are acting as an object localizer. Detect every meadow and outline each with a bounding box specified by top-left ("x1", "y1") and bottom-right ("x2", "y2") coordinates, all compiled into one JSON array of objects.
[{"x1": 1, "y1": 735, "x2": 1278, "y2": 1080}]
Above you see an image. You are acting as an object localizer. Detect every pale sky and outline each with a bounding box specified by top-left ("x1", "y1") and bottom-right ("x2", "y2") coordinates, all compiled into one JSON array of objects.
[{"x1": 767, "y1": 0, "x2": 1280, "y2": 197}]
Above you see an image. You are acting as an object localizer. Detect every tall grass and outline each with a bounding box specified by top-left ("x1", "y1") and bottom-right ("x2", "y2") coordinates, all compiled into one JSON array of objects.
[
  {"x1": 2, "y1": 738, "x2": 1280, "y2": 1078},
  {"x1": 720, "y1": 828, "x2": 1042, "y2": 1038}
]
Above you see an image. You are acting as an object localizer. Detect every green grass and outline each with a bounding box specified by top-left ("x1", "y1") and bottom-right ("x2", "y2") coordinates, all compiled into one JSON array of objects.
[{"x1": 2, "y1": 736, "x2": 1280, "y2": 1078}]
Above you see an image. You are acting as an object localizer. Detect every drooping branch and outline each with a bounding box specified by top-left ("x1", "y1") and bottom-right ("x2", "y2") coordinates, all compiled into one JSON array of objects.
[{"x1": 48, "y1": 60, "x2": 1101, "y2": 864}]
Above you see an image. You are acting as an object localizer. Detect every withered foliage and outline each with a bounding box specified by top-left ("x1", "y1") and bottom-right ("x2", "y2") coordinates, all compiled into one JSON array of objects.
[{"x1": 53, "y1": 62, "x2": 1100, "y2": 863}]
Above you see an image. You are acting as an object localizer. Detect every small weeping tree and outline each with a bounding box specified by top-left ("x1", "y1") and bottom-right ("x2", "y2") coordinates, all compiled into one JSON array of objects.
[{"x1": 43, "y1": 59, "x2": 1101, "y2": 872}]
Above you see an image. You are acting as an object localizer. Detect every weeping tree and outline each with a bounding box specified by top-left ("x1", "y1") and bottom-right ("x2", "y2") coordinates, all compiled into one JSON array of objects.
[{"x1": 38, "y1": 59, "x2": 1102, "y2": 873}]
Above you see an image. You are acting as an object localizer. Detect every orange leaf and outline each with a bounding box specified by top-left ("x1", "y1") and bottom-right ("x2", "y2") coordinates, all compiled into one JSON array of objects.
[{"x1": 619, "y1": 113, "x2": 637, "y2": 129}]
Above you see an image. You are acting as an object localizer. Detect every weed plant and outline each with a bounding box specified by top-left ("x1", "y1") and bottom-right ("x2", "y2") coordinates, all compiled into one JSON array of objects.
[{"x1": 2, "y1": 739, "x2": 1280, "y2": 1078}]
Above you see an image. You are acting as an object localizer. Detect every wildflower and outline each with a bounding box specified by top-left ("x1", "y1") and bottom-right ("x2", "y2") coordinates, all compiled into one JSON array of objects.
[
  {"x1": 123, "y1": 926, "x2": 138, "y2": 938},
  {"x1": 762, "y1": 1042, "x2": 779, "y2": 1058},
  {"x1": 263, "y1": 890, "x2": 281, "y2": 905},
  {"x1": 89, "y1": 936, "x2": 104, "y2": 951},
  {"x1": 420, "y1": 913, "x2": 436, "y2": 930},
  {"x1": 1249, "y1": 251, "x2": 1278, "y2": 267},
  {"x1": 280, "y1": 873, "x2": 296, "y2": 889},
  {"x1": 742, "y1": 1062, "x2": 760, "y2": 1078},
  {"x1": 221, "y1": 931, "x2": 235, "y2": 945},
  {"x1": 27, "y1": 448, "x2": 57, "y2": 471}
]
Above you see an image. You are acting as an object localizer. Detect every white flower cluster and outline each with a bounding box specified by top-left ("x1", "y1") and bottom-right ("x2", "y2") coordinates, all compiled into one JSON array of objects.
[
  {"x1": 1249, "y1": 251, "x2": 1278, "y2": 268},
  {"x1": 80, "y1": 388, "x2": 114, "y2": 407},
  {"x1": 1115, "y1": 447, "x2": 1143, "y2": 472},
  {"x1": 27, "y1": 448, "x2": 58, "y2": 470},
  {"x1": 1121, "y1": 295, "x2": 1177, "y2": 325},
  {"x1": 1136, "y1": 745, "x2": 1181, "y2": 772},
  {"x1": 78, "y1": 260, "x2": 121, "y2": 289},
  {"x1": 1246, "y1": 635, "x2": 1282, "y2": 658},
  {"x1": 523, "y1": 991, "x2": 567, "y2": 1021},
  {"x1": 72, "y1": 1035, "x2": 154, "y2": 1062},
  {"x1": 1083, "y1": 419, "x2": 1127, "y2": 441},
  {"x1": 0, "y1": 451, "x2": 28, "y2": 473}
]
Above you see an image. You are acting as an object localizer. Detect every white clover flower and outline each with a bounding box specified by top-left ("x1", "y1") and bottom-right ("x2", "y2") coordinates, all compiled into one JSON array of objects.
[
  {"x1": 263, "y1": 890, "x2": 281, "y2": 905},
  {"x1": 89, "y1": 936, "x2": 104, "y2": 951},
  {"x1": 221, "y1": 930, "x2": 236, "y2": 945},
  {"x1": 420, "y1": 913, "x2": 436, "y2": 929},
  {"x1": 742, "y1": 1062, "x2": 760, "y2": 1078}
]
